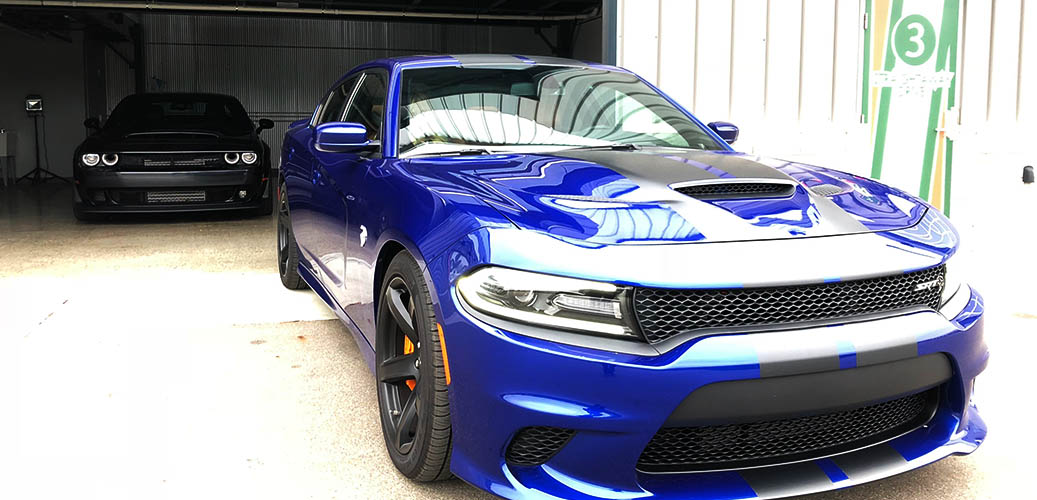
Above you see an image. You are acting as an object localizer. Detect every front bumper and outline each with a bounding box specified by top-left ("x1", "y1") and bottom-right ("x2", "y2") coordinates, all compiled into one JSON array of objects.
[
  {"x1": 74, "y1": 166, "x2": 270, "y2": 214},
  {"x1": 433, "y1": 271, "x2": 987, "y2": 499}
]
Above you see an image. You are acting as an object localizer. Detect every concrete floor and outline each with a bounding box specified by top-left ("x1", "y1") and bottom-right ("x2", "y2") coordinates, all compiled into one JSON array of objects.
[{"x1": 1, "y1": 183, "x2": 1034, "y2": 500}]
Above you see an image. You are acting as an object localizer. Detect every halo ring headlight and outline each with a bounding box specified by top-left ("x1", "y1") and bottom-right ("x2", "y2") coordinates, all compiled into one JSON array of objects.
[
  {"x1": 81, "y1": 154, "x2": 100, "y2": 166},
  {"x1": 241, "y1": 152, "x2": 258, "y2": 165},
  {"x1": 101, "y1": 153, "x2": 119, "y2": 166},
  {"x1": 224, "y1": 152, "x2": 241, "y2": 164}
]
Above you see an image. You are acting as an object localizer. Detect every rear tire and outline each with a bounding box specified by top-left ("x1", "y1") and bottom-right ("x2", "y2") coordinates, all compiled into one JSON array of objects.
[
  {"x1": 277, "y1": 181, "x2": 307, "y2": 290},
  {"x1": 375, "y1": 252, "x2": 453, "y2": 481}
]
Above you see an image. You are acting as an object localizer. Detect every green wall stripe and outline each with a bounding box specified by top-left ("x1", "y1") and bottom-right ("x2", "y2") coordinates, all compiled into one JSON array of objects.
[{"x1": 869, "y1": 0, "x2": 905, "y2": 179}]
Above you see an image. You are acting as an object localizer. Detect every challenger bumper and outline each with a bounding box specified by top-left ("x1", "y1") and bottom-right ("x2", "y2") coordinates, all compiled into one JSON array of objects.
[
  {"x1": 434, "y1": 277, "x2": 987, "y2": 500},
  {"x1": 73, "y1": 167, "x2": 270, "y2": 215}
]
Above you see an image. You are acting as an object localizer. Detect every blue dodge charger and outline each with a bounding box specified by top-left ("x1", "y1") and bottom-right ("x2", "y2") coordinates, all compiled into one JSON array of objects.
[{"x1": 276, "y1": 55, "x2": 986, "y2": 499}]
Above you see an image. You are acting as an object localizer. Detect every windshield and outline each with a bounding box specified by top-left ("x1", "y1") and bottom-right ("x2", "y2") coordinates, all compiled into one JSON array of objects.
[
  {"x1": 104, "y1": 94, "x2": 253, "y2": 136},
  {"x1": 398, "y1": 66, "x2": 724, "y2": 156}
]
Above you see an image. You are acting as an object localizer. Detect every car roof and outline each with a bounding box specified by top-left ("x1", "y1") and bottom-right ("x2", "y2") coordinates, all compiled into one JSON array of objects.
[{"x1": 349, "y1": 54, "x2": 624, "y2": 74}]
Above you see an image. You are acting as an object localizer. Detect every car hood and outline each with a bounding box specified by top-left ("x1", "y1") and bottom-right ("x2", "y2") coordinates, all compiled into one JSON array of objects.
[
  {"x1": 406, "y1": 148, "x2": 928, "y2": 246},
  {"x1": 79, "y1": 133, "x2": 258, "y2": 153}
]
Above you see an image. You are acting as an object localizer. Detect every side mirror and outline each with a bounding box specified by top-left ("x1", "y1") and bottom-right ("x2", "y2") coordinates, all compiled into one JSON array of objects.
[
  {"x1": 256, "y1": 118, "x2": 274, "y2": 134},
  {"x1": 315, "y1": 122, "x2": 370, "y2": 153},
  {"x1": 708, "y1": 121, "x2": 739, "y2": 144},
  {"x1": 84, "y1": 117, "x2": 101, "y2": 131}
]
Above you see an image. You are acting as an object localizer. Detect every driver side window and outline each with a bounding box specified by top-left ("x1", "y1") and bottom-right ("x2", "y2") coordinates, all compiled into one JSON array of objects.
[
  {"x1": 317, "y1": 75, "x2": 360, "y2": 126},
  {"x1": 343, "y1": 71, "x2": 387, "y2": 141}
]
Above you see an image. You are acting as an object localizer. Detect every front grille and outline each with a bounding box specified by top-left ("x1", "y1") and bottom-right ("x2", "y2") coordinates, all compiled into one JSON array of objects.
[
  {"x1": 634, "y1": 265, "x2": 945, "y2": 344},
  {"x1": 638, "y1": 389, "x2": 937, "y2": 472},
  {"x1": 119, "y1": 153, "x2": 230, "y2": 170},
  {"x1": 505, "y1": 426, "x2": 575, "y2": 466},
  {"x1": 146, "y1": 190, "x2": 206, "y2": 203},
  {"x1": 675, "y1": 182, "x2": 796, "y2": 199}
]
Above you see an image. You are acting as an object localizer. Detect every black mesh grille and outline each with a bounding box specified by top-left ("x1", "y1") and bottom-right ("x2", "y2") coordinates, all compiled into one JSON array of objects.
[
  {"x1": 117, "y1": 153, "x2": 233, "y2": 170},
  {"x1": 634, "y1": 265, "x2": 945, "y2": 344},
  {"x1": 505, "y1": 427, "x2": 575, "y2": 466},
  {"x1": 675, "y1": 182, "x2": 795, "y2": 199},
  {"x1": 638, "y1": 390, "x2": 936, "y2": 472}
]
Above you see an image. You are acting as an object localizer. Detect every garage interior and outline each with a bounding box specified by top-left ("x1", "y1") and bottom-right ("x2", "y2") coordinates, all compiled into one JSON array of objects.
[{"x1": 0, "y1": 1, "x2": 1033, "y2": 499}]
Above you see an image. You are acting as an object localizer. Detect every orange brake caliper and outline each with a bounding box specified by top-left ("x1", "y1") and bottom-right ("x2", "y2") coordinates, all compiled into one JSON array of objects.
[{"x1": 403, "y1": 336, "x2": 416, "y2": 390}]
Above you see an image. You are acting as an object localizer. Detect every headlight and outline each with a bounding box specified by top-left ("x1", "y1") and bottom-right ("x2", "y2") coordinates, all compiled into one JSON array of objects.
[
  {"x1": 224, "y1": 152, "x2": 240, "y2": 164},
  {"x1": 101, "y1": 153, "x2": 119, "y2": 166},
  {"x1": 940, "y1": 261, "x2": 961, "y2": 307},
  {"x1": 457, "y1": 266, "x2": 637, "y2": 339},
  {"x1": 81, "y1": 153, "x2": 100, "y2": 166},
  {"x1": 241, "y1": 152, "x2": 258, "y2": 164}
]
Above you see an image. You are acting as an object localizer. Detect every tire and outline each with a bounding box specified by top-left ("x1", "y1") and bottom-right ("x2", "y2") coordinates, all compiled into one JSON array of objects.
[
  {"x1": 277, "y1": 181, "x2": 307, "y2": 290},
  {"x1": 375, "y1": 252, "x2": 453, "y2": 482}
]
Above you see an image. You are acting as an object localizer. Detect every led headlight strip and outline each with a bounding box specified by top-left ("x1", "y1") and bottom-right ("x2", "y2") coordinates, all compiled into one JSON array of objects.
[{"x1": 457, "y1": 266, "x2": 637, "y2": 338}]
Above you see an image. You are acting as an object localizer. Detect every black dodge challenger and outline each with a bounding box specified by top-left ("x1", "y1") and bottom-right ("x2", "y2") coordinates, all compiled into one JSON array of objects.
[{"x1": 73, "y1": 93, "x2": 275, "y2": 220}]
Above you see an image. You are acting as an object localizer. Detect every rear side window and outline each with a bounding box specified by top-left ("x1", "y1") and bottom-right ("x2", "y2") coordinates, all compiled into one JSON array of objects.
[{"x1": 343, "y1": 71, "x2": 387, "y2": 141}]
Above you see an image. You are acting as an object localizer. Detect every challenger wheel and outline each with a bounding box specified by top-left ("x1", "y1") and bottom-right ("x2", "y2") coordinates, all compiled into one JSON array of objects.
[
  {"x1": 276, "y1": 180, "x2": 307, "y2": 290},
  {"x1": 376, "y1": 252, "x2": 453, "y2": 481}
]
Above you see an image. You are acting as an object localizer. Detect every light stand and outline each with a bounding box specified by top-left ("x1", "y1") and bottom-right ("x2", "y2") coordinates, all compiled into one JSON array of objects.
[{"x1": 17, "y1": 95, "x2": 69, "y2": 185}]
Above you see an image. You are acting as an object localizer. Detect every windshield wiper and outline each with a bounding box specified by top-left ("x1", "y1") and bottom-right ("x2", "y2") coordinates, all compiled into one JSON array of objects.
[
  {"x1": 563, "y1": 143, "x2": 641, "y2": 152},
  {"x1": 412, "y1": 148, "x2": 494, "y2": 157}
]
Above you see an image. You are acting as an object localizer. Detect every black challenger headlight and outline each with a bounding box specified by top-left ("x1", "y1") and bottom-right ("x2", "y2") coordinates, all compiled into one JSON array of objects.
[{"x1": 457, "y1": 266, "x2": 637, "y2": 339}]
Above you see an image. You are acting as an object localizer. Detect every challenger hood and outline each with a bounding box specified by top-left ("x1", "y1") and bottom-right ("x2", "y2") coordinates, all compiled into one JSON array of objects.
[
  {"x1": 79, "y1": 133, "x2": 258, "y2": 154},
  {"x1": 406, "y1": 148, "x2": 928, "y2": 246}
]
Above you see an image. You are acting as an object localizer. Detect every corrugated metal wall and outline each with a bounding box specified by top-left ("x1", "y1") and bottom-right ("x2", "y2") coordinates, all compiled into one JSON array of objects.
[
  {"x1": 614, "y1": 0, "x2": 1035, "y2": 176},
  {"x1": 104, "y1": 42, "x2": 135, "y2": 115},
  {"x1": 117, "y1": 14, "x2": 556, "y2": 158}
]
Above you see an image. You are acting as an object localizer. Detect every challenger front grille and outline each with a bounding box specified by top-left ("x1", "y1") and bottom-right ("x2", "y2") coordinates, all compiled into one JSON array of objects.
[
  {"x1": 633, "y1": 265, "x2": 945, "y2": 344},
  {"x1": 505, "y1": 427, "x2": 575, "y2": 466},
  {"x1": 675, "y1": 182, "x2": 796, "y2": 199},
  {"x1": 637, "y1": 389, "x2": 937, "y2": 472},
  {"x1": 120, "y1": 153, "x2": 230, "y2": 170}
]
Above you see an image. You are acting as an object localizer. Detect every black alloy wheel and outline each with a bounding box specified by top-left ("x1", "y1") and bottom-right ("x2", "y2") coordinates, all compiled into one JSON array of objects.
[
  {"x1": 277, "y1": 180, "x2": 307, "y2": 290},
  {"x1": 376, "y1": 252, "x2": 453, "y2": 481}
]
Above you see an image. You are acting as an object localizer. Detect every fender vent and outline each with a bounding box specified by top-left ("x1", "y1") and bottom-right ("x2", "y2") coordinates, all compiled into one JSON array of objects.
[
  {"x1": 675, "y1": 182, "x2": 796, "y2": 200},
  {"x1": 809, "y1": 184, "x2": 851, "y2": 197}
]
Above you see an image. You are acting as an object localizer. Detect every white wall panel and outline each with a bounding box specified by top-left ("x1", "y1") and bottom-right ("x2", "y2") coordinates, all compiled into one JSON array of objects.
[
  {"x1": 1020, "y1": 0, "x2": 1037, "y2": 125},
  {"x1": 658, "y1": 0, "x2": 698, "y2": 110},
  {"x1": 800, "y1": 0, "x2": 836, "y2": 123},
  {"x1": 730, "y1": 0, "x2": 768, "y2": 146},
  {"x1": 987, "y1": 0, "x2": 1022, "y2": 124},
  {"x1": 959, "y1": 0, "x2": 993, "y2": 126},
  {"x1": 764, "y1": 0, "x2": 802, "y2": 122},
  {"x1": 692, "y1": 0, "x2": 733, "y2": 122},
  {"x1": 617, "y1": 0, "x2": 660, "y2": 84},
  {"x1": 613, "y1": 0, "x2": 1036, "y2": 189}
]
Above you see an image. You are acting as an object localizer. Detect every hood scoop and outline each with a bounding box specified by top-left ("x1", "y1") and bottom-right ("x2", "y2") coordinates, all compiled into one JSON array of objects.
[{"x1": 673, "y1": 180, "x2": 797, "y2": 200}]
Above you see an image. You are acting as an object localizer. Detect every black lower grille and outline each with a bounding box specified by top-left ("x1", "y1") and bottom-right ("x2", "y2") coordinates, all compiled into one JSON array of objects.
[
  {"x1": 637, "y1": 389, "x2": 937, "y2": 472},
  {"x1": 505, "y1": 426, "x2": 575, "y2": 466},
  {"x1": 634, "y1": 265, "x2": 945, "y2": 344},
  {"x1": 105, "y1": 187, "x2": 244, "y2": 206}
]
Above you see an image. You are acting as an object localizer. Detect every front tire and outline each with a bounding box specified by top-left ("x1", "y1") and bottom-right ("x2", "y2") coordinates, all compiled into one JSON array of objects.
[
  {"x1": 277, "y1": 181, "x2": 307, "y2": 290},
  {"x1": 375, "y1": 252, "x2": 453, "y2": 481}
]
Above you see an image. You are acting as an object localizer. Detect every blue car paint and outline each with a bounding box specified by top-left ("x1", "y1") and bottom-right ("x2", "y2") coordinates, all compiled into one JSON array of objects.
[{"x1": 280, "y1": 55, "x2": 986, "y2": 499}]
